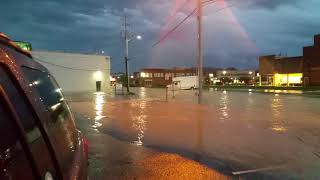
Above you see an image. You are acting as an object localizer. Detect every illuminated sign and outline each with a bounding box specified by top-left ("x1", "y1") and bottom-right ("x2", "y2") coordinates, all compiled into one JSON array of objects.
[{"x1": 13, "y1": 41, "x2": 32, "y2": 51}]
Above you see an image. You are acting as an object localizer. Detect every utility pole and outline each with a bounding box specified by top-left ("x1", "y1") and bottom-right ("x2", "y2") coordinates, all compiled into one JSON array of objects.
[
  {"x1": 124, "y1": 16, "x2": 130, "y2": 93},
  {"x1": 197, "y1": 0, "x2": 203, "y2": 104},
  {"x1": 122, "y1": 16, "x2": 141, "y2": 94}
]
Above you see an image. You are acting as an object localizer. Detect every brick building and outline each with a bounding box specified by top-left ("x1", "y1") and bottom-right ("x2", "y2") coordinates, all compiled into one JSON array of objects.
[
  {"x1": 259, "y1": 34, "x2": 320, "y2": 87},
  {"x1": 132, "y1": 68, "x2": 197, "y2": 87},
  {"x1": 132, "y1": 67, "x2": 221, "y2": 87},
  {"x1": 303, "y1": 35, "x2": 320, "y2": 86},
  {"x1": 259, "y1": 55, "x2": 303, "y2": 86}
]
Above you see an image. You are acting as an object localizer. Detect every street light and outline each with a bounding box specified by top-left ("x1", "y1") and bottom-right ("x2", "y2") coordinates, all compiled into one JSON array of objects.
[
  {"x1": 93, "y1": 71, "x2": 103, "y2": 81},
  {"x1": 222, "y1": 71, "x2": 227, "y2": 75},
  {"x1": 124, "y1": 30, "x2": 142, "y2": 93}
]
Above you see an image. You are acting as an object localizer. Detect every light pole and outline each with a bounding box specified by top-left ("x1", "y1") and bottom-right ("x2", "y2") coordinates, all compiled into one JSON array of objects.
[
  {"x1": 197, "y1": 0, "x2": 203, "y2": 104},
  {"x1": 124, "y1": 16, "x2": 141, "y2": 94}
]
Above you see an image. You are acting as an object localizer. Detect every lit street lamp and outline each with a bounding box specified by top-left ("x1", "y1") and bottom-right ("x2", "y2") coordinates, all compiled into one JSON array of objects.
[
  {"x1": 124, "y1": 16, "x2": 141, "y2": 93},
  {"x1": 125, "y1": 35, "x2": 141, "y2": 93}
]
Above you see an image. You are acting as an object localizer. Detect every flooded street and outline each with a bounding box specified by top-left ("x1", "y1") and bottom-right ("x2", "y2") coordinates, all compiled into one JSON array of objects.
[{"x1": 68, "y1": 88, "x2": 320, "y2": 179}]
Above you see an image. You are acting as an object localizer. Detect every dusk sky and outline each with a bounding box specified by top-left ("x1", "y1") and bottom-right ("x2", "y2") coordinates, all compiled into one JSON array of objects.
[{"x1": 1, "y1": 0, "x2": 320, "y2": 72}]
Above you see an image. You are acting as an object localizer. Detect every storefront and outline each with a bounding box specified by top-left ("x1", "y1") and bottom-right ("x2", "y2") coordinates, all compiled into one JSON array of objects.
[{"x1": 273, "y1": 73, "x2": 303, "y2": 86}]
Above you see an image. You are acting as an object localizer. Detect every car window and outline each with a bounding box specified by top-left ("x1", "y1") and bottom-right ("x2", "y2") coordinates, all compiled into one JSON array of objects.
[
  {"x1": 22, "y1": 67, "x2": 78, "y2": 175},
  {"x1": 0, "y1": 92, "x2": 35, "y2": 179},
  {"x1": 0, "y1": 64, "x2": 58, "y2": 179}
]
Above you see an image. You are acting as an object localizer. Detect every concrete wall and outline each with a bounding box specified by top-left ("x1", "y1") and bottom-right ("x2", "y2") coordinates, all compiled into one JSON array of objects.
[{"x1": 32, "y1": 51, "x2": 111, "y2": 93}]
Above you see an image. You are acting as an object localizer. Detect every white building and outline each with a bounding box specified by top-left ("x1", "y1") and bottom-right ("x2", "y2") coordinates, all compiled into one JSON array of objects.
[{"x1": 32, "y1": 51, "x2": 111, "y2": 93}]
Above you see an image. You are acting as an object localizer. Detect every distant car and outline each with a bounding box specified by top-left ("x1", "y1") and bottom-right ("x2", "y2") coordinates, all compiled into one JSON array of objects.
[{"x1": 0, "y1": 33, "x2": 88, "y2": 179}]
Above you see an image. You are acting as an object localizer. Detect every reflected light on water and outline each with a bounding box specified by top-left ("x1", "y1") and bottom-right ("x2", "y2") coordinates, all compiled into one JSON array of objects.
[
  {"x1": 140, "y1": 87, "x2": 146, "y2": 99},
  {"x1": 92, "y1": 92, "x2": 105, "y2": 130},
  {"x1": 219, "y1": 91, "x2": 230, "y2": 122},
  {"x1": 271, "y1": 126, "x2": 287, "y2": 132},
  {"x1": 270, "y1": 95, "x2": 287, "y2": 133},
  {"x1": 130, "y1": 100, "x2": 147, "y2": 146}
]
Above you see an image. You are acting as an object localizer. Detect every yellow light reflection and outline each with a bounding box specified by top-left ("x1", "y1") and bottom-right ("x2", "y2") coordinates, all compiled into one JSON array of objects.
[
  {"x1": 219, "y1": 91, "x2": 230, "y2": 122},
  {"x1": 271, "y1": 126, "x2": 287, "y2": 132},
  {"x1": 270, "y1": 96, "x2": 287, "y2": 133},
  {"x1": 93, "y1": 92, "x2": 105, "y2": 130},
  {"x1": 140, "y1": 87, "x2": 147, "y2": 99},
  {"x1": 130, "y1": 100, "x2": 147, "y2": 146}
]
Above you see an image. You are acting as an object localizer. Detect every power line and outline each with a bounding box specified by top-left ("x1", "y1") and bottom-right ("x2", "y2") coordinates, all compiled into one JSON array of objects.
[
  {"x1": 152, "y1": 0, "x2": 232, "y2": 48},
  {"x1": 163, "y1": 0, "x2": 193, "y2": 27},
  {"x1": 152, "y1": 9, "x2": 196, "y2": 48}
]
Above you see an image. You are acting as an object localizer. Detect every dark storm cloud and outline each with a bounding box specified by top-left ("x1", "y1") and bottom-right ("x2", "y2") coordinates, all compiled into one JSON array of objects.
[
  {"x1": 0, "y1": 0, "x2": 158, "y2": 56},
  {"x1": 0, "y1": 0, "x2": 146, "y2": 65},
  {"x1": 0, "y1": 0, "x2": 318, "y2": 72},
  {"x1": 234, "y1": 0, "x2": 300, "y2": 9}
]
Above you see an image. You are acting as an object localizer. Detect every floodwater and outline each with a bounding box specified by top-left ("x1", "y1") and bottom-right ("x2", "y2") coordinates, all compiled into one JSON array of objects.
[{"x1": 68, "y1": 88, "x2": 320, "y2": 179}]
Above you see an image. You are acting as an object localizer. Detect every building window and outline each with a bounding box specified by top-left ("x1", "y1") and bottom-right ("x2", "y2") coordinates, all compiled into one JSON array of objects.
[
  {"x1": 154, "y1": 73, "x2": 163, "y2": 78},
  {"x1": 141, "y1": 72, "x2": 154, "y2": 78},
  {"x1": 273, "y1": 73, "x2": 303, "y2": 86},
  {"x1": 176, "y1": 73, "x2": 185, "y2": 77},
  {"x1": 145, "y1": 80, "x2": 152, "y2": 87}
]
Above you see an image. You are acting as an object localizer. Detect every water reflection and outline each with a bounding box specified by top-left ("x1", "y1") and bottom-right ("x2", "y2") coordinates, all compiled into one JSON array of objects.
[
  {"x1": 92, "y1": 92, "x2": 105, "y2": 131},
  {"x1": 130, "y1": 100, "x2": 147, "y2": 146},
  {"x1": 140, "y1": 87, "x2": 146, "y2": 99},
  {"x1": 264, "y1": 89, "x2": 302, "y2": 94},
  {"x1": 218, "y1": 91, "x2": 230, "y2": 122},
  {"x1": 270, "y1": 94, "x2": 287, "y2": 133}
]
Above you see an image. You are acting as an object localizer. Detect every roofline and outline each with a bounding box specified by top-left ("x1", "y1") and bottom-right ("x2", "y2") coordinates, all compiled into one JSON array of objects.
[
  {"x1": 32, "y1": 50, "x2": 111, "y2": 58},
  {"x1": 275, "y1": 56, "x2": 303, "y2": 60}
]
